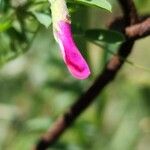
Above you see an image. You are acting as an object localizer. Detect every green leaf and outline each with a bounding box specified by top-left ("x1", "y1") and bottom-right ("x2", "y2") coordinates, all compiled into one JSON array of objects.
[
  {"x1": 26, "y1": 117, "x2": 52, "y2": 132},
  {"x1": 85, "y1": 29, "x2": 125, "y2": 44},
  {"x1": 0, "y1": 25, "x2": 39, "y2": 66},
  {"x1": 0, "y1": 19, "x2": 12, "y2": 32},
  {"x1": 68, "y1": 0, "x2": 112, "y2": 12},
  {"x1": 32, "y1": 12, "x2": 52, "y2": 28}
]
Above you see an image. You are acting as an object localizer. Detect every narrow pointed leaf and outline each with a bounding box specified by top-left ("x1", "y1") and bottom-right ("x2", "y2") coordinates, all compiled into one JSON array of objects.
[
  {"x1": 85, "y1": 29, "x2": 125, "y2": 44},
  {"x1": 32, "y1": 12, "x2": 52, "y2": 28},
  {"x1": 0, "y1": 19, "x2": 12, "y2": 32}
]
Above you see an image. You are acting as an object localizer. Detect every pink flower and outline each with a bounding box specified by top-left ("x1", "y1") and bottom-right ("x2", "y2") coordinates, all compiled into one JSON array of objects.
[
  {"x1": 49, "y1": 0, "x2": 90, "y2": 79},
  {"x1": 54, "y1": 21, "x2": 90, "y2": 79}
]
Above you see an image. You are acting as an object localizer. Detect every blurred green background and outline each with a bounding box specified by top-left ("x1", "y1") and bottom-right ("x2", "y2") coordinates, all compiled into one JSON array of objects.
[{"x1": 0, "y1": 0, "x2": 150, "y2": 150}]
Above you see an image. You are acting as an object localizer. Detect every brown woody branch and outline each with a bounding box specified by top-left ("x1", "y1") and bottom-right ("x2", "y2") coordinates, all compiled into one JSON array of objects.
[
  {"x1": 126, "y1": 17, "x2": 150, "y2": 39},
  {"x1": 118, "y1": 0, "x2": 139, "y2": 25},
  {"x1": 34, "y1": 1, "x2": 150, "y2": 150}
]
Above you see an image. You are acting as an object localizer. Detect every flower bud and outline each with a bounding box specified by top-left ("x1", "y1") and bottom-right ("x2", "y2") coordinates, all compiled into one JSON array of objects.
[{"x1": 49, "y1": 0, "x2": 90, "y2": 79}]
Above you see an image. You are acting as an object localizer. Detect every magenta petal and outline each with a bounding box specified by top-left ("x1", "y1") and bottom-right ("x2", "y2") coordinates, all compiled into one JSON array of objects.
[{"x1": 55, "y1": 21, "x2": 90, "y2": 79}]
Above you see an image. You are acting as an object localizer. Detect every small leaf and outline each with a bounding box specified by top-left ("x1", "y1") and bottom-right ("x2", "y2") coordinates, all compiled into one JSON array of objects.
[
  {"x1": 68, "y1": 0, "x2": 112, "y2": 12},
  {"x1": 32, "y1": 11, "x2": 52, "y2": 28},
  {"x1": 0, "y1": 19, "x2": 12, "y2": 32},
  {"x1": 85, "y1": 29, "x2": 125, "y2": 44},
  {"x1": 26, "y1": 117, "x2": 52, "y2": 132}
]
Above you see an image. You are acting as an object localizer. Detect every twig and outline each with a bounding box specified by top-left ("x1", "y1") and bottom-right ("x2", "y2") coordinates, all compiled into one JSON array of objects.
[
  {"x1": 34, "y1": 0, "x2": 150, "y2": 149},
  {"x1": 118, "y1": 0, "x2": 139, "y2": 25},
  {"x1": 126, "y1": 17, "x2": 150, "y2": 39}
]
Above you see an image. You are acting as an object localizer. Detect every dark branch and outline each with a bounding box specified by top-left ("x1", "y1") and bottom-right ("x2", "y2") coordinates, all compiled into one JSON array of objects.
[
  {"x1": 126, "y1": 17, "x2": 150, "y2": 40},
  {"x1": 118, "y1": 0, "x2": 139, "y2": 25},
  {"x1": 33, "y1": 1, "x2": 150, "y2": 150}
]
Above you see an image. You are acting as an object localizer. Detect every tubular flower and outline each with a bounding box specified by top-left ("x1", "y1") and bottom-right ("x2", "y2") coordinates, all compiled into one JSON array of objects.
[{"x1": 49, "y1": 0, "x2": 90, "y2": 79}]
